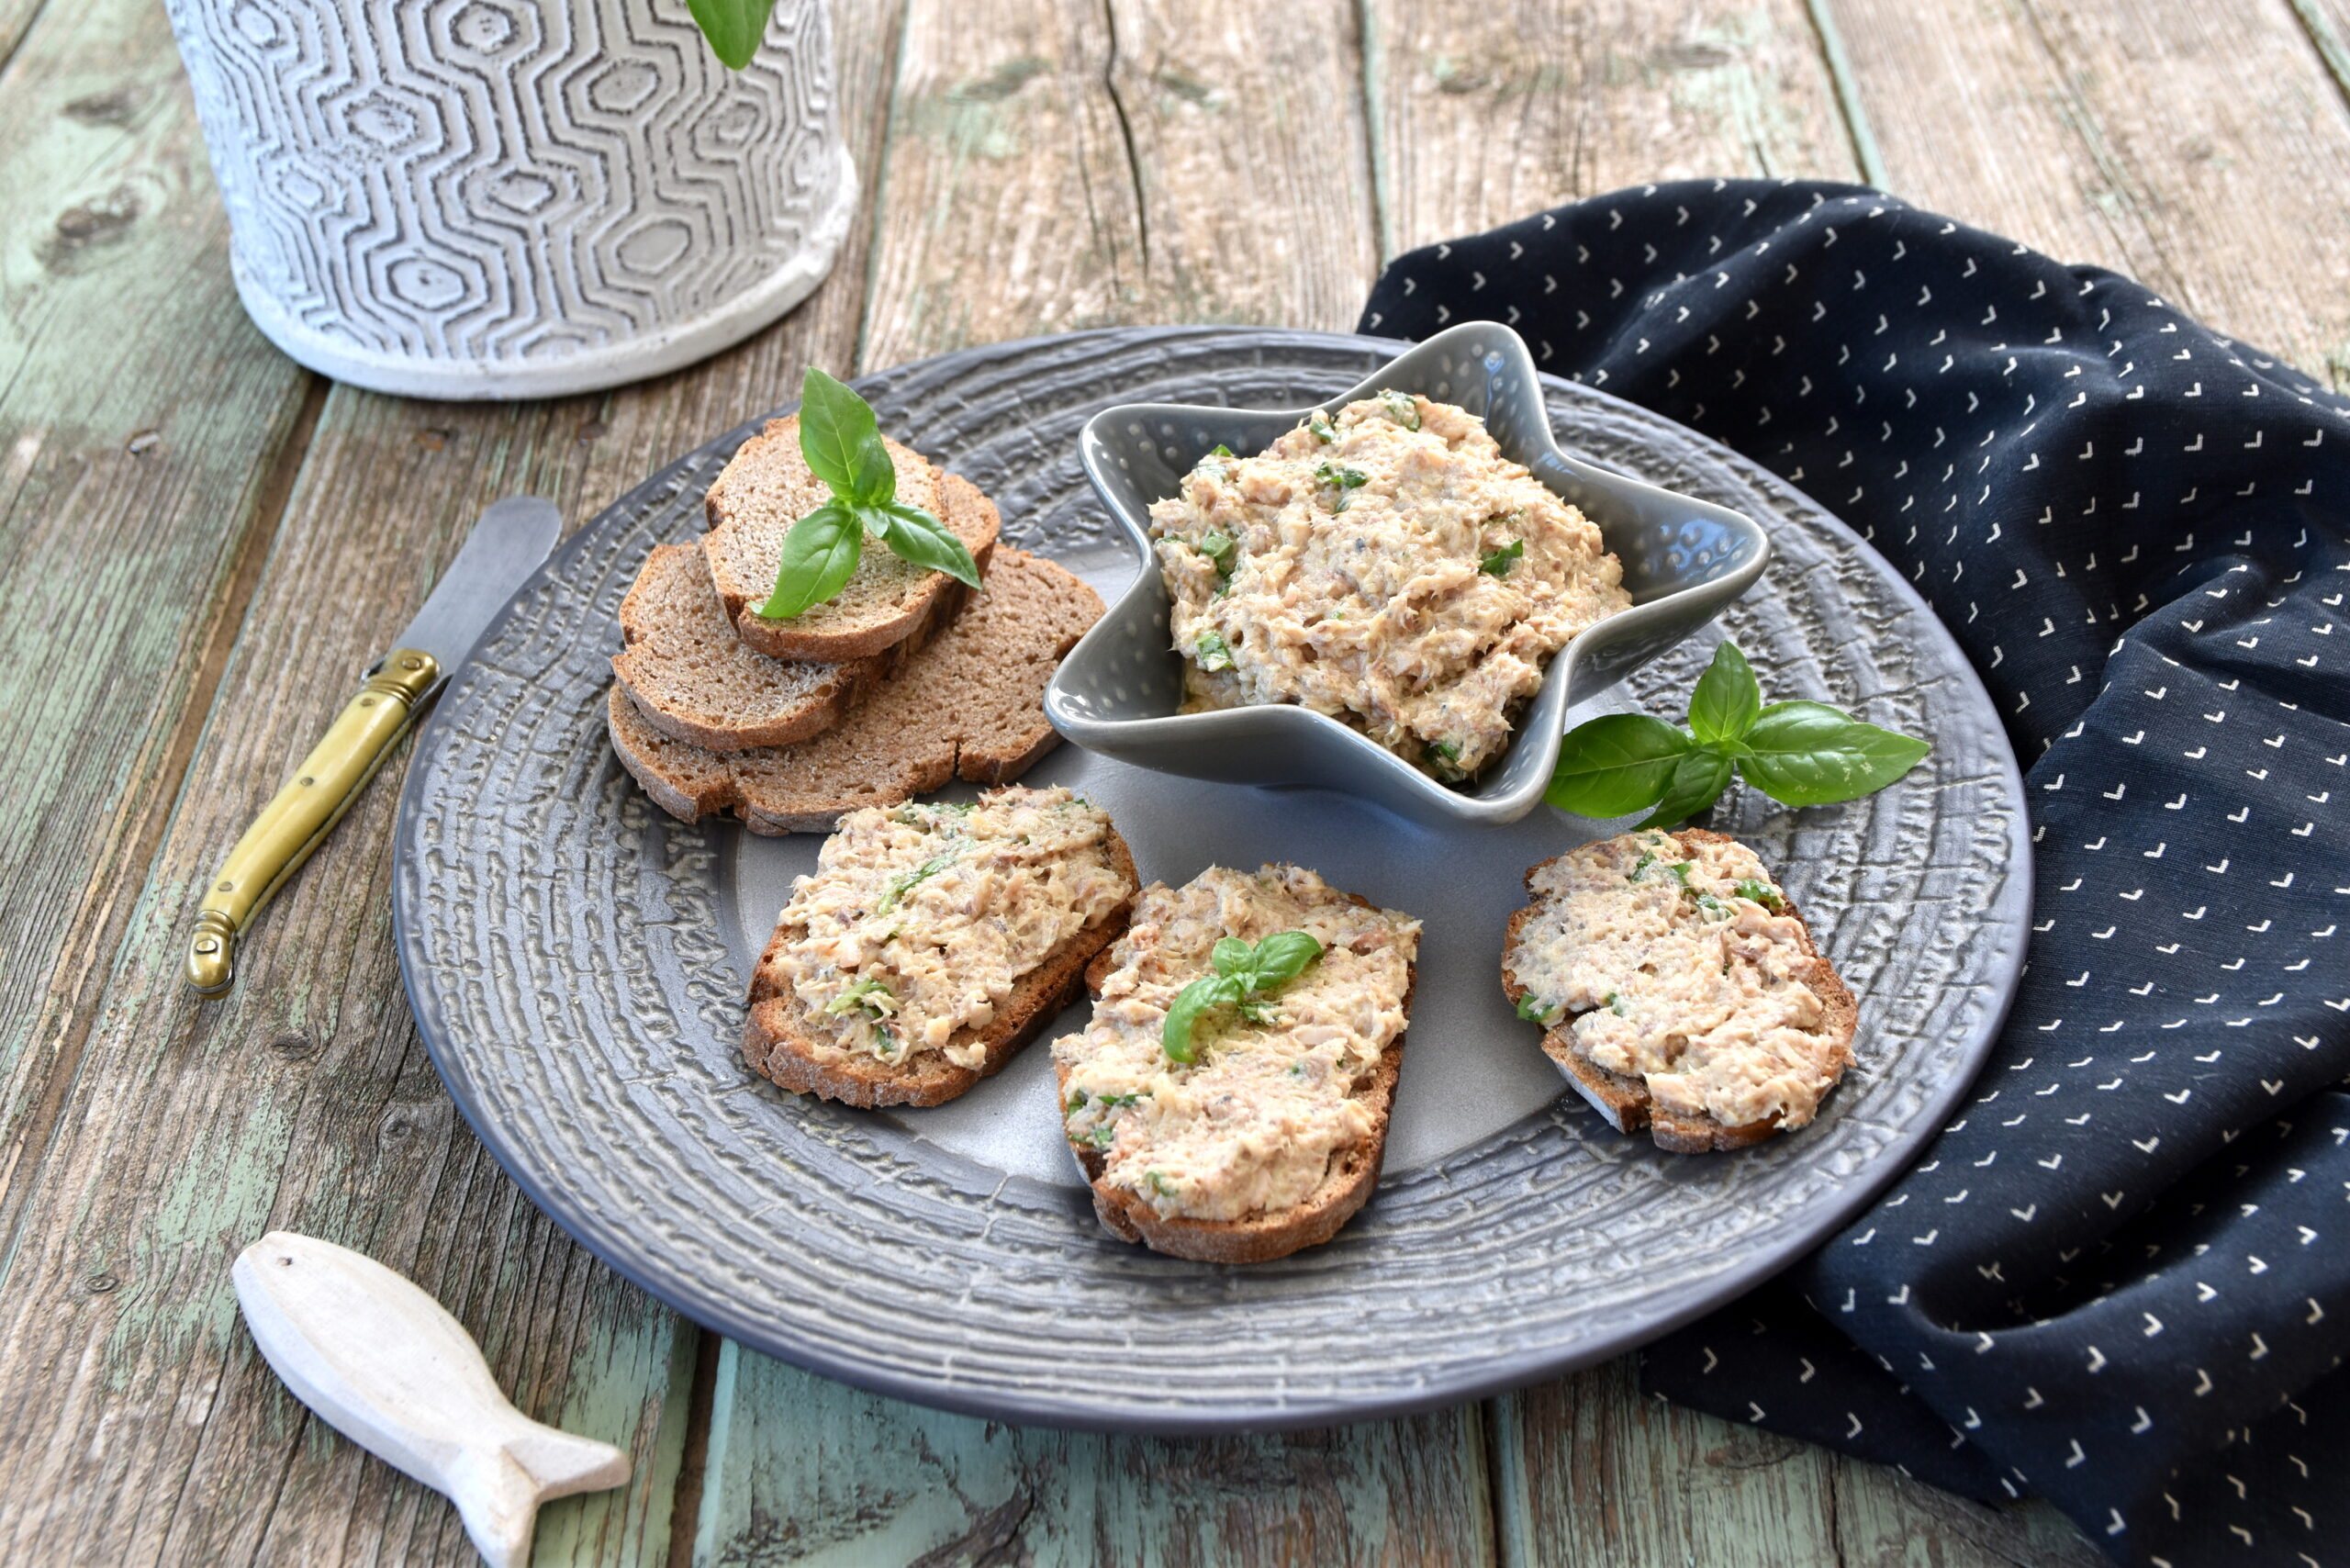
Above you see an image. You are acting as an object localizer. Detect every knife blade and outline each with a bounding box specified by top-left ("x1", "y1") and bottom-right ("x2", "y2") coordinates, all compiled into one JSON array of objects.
[{"x1": 185, "y1": 496, "x2": 563, "y2": 996}]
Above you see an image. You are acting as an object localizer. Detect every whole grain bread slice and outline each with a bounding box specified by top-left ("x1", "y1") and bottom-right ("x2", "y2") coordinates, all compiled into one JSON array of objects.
[
  {"x1": 1499, "y1": 827, "x2": 1858, "y2": 1154},
  {"x1": 1059, "y1": 895, "x2": 1416, "y2": 1265},
  {"x1": 611, "y1": 543, "x2": 964, "y2": 752},
  {"x1": 606, "y1": 548, "x2": 1102, "y2": 834},
  {"x1": 742, "y1": 828, "x2": 1139, "y2": 1108},
  {"x1": 702, "y1": 418, "x2": 1000, "y2": 662}
]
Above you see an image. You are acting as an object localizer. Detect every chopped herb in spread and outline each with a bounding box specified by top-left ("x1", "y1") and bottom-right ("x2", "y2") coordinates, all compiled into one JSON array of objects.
[
  {"x1": 1735, "y1": 878, "x2": 1787, "y2": 912},
  {"x1": 1196, "y1": 630, "x2": 1234, "y2": 671},
  {"x1": 1149, "y1": 394, "x2": 1629, "y2": 782}
]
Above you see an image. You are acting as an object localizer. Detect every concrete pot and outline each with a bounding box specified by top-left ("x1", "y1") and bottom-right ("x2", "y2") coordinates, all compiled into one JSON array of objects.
[{"x1": 163, "y1": 0, "x2": 854, "y2": 399}]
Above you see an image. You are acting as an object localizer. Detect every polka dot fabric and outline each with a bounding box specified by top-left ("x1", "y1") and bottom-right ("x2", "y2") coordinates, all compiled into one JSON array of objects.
[{"x1": 1360, "y1": 178, "x2": 2350, "y2": 1566}]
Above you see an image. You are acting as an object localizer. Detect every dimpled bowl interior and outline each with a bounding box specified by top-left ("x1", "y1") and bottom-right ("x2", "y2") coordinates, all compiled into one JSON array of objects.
[{"x1": 1048, "y1": 320, "x2": 1771, "y2": 825}]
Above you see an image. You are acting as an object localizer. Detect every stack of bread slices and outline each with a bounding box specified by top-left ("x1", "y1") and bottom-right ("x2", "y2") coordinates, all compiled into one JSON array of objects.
[{"x1": 607, "y1": 415, "x2": 1103, "y2": 833}]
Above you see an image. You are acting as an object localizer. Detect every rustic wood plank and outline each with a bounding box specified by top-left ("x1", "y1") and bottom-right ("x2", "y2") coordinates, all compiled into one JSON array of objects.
[
  {"x1": 1359, "y1": 0, "x2": 1864, "y2": 259},
  {"x1": 0, "y1": 0, "x2": 311, "y2": 1255},
  {"x1": 1831, "y1": 1462, "x2": 2111, "y2": 1568},
  {"x1": 1102, "y1": 0, "x2": 1380, "y2": 330},
  {"x1": 0, "y1": 0, "x2": 52, "y2": 72},
  {"x1": 1487, "y1": 1357, "x2": 1841, "y2": 1565},
  {"x1": 1819, "y1": 0, "x2": 2350, "y2": 385},
  {"x1": 858, "y1": 0, "x2": 1380, "y2": 367},
  {"x1": 692, "y1": 1341, "x2": 1493, "y2": 1567},
  {"x1": 0, "y1": 6, "x2": 912, "y2": 1567}
]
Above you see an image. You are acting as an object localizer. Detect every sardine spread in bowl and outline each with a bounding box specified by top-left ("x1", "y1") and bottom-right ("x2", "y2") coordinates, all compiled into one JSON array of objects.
[
  {"x1": 1149, "y1": 391, "x2": 1632, "y2": 782},
  {"x1": 1050, "y1": 320, "x2": 1772, "y2": 827}
]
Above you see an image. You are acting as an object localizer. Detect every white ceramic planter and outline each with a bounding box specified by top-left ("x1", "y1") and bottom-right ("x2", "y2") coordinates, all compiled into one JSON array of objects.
[{"x1": 163, "y1": 0, "x2": 854, "y2": 399}]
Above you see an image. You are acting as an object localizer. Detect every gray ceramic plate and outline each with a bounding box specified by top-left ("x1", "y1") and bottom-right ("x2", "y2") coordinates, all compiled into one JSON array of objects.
[
  {"x1": 1051, "y1": 321, "x2": 1769, "y2": 824},
  {"x1": 395, "y1": 327, "x2": 2030, "y2": 1432}
]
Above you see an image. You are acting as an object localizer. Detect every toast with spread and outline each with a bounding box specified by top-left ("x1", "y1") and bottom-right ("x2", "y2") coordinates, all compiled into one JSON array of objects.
[
  {"x1": 743, "y1": 788, "x2": 1139, "y2": 1108},
  {"x1": 1501, "y1": 827, "x2": 1857, "y2": 1153},
  {"x1": 701, "y1": 418, "x2": 1000, "y2": 662},
  {"x1": 611, "y1": 543, "x2": 965, "y2": 751},
  {"x1": 1053, "y1": 865, "x2": 1421, "y2": 1263},
  {"x1": 607, "y1": 547, "x2": 1103, "y2": 833}
]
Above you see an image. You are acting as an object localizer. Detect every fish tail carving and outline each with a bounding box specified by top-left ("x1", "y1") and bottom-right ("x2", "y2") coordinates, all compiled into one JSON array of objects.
[{"x1": 448, "y1": 1429, "x2": 630, "y2": 1568}]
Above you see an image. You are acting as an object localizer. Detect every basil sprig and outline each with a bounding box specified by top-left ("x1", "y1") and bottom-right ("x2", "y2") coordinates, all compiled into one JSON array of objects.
[
  {"x1": 1161, "y1": 931, "x2": 1325, "y2": 1063},
  {"x1": 755, "y1": 368, "x2": 982, "y2": 620},
  {"x1": 1547, "y1": 642, "x2": 1930, "y2": 828}
]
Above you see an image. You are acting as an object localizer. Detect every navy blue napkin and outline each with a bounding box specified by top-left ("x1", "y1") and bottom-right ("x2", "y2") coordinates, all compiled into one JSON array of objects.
[{"x1": 1360, "y1": 179, "x2": 2350, "y2": 1565}]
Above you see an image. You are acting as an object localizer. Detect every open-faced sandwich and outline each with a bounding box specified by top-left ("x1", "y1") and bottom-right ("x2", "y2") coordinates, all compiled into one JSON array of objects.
[
  {"x1": 743, "y1": 786, "x2": 1138, "y2": 1108},
  {"x1": 1052, "y1": 865, "x2": 1420, "y2": 1262},
  {"x1": 1502, "y1": 828, "x2": 1856, "y2": 1153},
  {"x1": 1150, "y1": 391, "x2": 1630, "y2": 783}
]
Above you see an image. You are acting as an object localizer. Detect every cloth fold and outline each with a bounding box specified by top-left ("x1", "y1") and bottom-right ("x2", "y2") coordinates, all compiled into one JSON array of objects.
[{"x1": 1360, "y1": 179, "x2": 2350, "y2": 1565}]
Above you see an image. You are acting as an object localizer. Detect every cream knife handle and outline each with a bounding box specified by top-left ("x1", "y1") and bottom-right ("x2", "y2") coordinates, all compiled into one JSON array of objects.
[{"x1": 185, "y1": 650, "x2": 442, "y2": 996}]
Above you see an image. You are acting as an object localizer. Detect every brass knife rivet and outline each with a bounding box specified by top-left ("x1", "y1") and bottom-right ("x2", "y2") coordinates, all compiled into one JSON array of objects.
[
  {"x1": 218, "y1": 880, "x2": 234, "y2": 892},
  {"x1": 361, "y1": 696, "x2": 375, "y2": 707},
  {"x1": 400, "y1": 655, "x2": 422, "y2": 670},
  {"x1": 195, "y1": 937, "x2": 218, "y2": 955},
  {"x1": 300, "y1": 776, "x2": 315, "y2": 787}
]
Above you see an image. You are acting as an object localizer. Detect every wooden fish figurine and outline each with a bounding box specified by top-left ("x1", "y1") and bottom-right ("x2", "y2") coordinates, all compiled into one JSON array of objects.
[{"x1": 233, "y1": 1231, "x2": 631, "y2": 1567}]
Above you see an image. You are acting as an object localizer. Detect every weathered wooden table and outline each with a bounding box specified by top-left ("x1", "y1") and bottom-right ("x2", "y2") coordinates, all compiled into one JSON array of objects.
[{"x1": 6, "y1": 0, "x2": 2346, "y2": 1560}]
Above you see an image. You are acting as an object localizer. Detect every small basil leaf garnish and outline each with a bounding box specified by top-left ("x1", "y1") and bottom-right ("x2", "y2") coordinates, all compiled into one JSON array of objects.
[
  {"x1": 1685, "y1": 641, "x2": 1762, "y2": 747},
  {"x1": 1739, "y1": 700, "x2": 1934, "y2": 805},
  {"x1": 756, "y1": 498, "x2": 862, "y2": 620},
  {"x1": 1636, "y1": 746, "x2": 1734, "y2": 830},
  {"x1": 1544, "y1": 713, "x2": 1694, "y2": 817},
  {"x1": 1160, "y1": 930, "x2": 1326, "y2": 1062}
]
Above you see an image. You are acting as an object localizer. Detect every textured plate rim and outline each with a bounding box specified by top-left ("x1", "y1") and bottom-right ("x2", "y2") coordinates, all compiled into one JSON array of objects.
[{"x1": 393, "y1": 324, "x2": 2031, "y2": 1433}]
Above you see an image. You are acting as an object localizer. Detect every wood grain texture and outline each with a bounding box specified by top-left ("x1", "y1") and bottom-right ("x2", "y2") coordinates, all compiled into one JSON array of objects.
[
  {"x1": 1360, "y1": 0, "x2": 1864, "y2": 258},
  {"x1": 1820, "y1": 0, "x2": 2350, "y2": 385},
  {"x1": 0, "y1": 0, "x2": 309, "y2": 1254},
  {"x1": 858, "y1": 0, "x2": 1379, "y2": 366},
  {"x1": 0, "y1": 6, "x2": 912, "y2": 1566},
  {"x1": 692, "y1": 1341, "x2": 1493, "y2": 1567}
]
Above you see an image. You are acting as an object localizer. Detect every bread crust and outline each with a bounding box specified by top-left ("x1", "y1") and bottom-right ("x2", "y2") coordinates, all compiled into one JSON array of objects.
[
  {"x1": 604, "y1": 549, "x2": 1103, "y2": 835},
  {"x1": 612, "y1": 544, "x2": 966, "y2": 753},
  {"x1": 1499, "y1": 827, "x2": 1858, "y2": 1155},
  {"x1": 742, "y1": 830, "x2": 1138, "y2": 1109},
  {"x1": 1058, "y1": 894, "x2": 1416, "y2": 1264},
  {"x1": 704, "y1": 429, "x2": 1002, "y2": 662}
]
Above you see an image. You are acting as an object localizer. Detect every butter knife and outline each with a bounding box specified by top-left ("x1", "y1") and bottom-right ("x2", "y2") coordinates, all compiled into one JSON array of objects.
[{"x1": 185, "y1": 496, "x2": 563, "y2": 996}]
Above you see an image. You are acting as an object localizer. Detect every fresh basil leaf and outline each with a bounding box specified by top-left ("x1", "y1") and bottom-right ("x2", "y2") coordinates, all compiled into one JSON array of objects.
[
  {"x1": 1545, "y1": 713, "x2": 1695, "y2": 818},
  {"x1": 687, "y1": 0, "x2": 774, "y2": 68},
  {"x1": 1195, "y1": 631, "x2": 1234, "y2": 671},
  {"x1": 1687, "y1": 641, "x2": 1762, "y2": 746},
  {"x1": 755, "y1": 499, "x2": 862, "y2": 619},
  {"x1": 1210, "y1": 936, "x2": 1255, "y2": 978},
  {"x1": 1637, "y1": 746, "x2": 1734, "y2": 829},
  {"x1": 796, "y1": 367, "x2": 894, "y2": 504},
  {"x1": 1479, "y1": 539, "x2": 1524, "y2": 577},
  {"x1": 1161, "y1": 973, "x2": 1240, "y2": 1063},
  {"x1": 870, "y1": 500, "x2": 981, "y2": 587},
  {"x1": 1739, "y1": 700, "x2": 1932, "y2": 805},
  {"x1": 1248, "y1": 930, "x2": 1324, "y2": 988}
]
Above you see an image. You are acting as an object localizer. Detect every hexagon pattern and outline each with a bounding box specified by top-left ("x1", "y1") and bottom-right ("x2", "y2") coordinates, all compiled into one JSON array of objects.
[{"x1": 163, "y1": 0, "x2": 844, "y2": 369}]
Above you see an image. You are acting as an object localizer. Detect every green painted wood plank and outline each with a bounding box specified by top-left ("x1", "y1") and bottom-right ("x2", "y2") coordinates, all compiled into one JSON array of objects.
[
  {"x1": 694, "y1": 1340, "x2": 1494, "y2": 1567},
  {"x1": 0, "y1": 0, "x2": 310, "y2": 1258}
]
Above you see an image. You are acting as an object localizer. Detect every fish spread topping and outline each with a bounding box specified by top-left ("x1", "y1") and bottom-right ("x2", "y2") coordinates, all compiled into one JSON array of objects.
[
  {"x1": 1054, "y1": 865, "x2": 1419, "y2": 1222},
  {"x1": 1149, "y1": 392, "x2": 1631, "y2": 780},
  {"x1": 1511, "y1": 831, "x2": 1842, "y2": 1130},
  {"x1": 771, "y1": 787, "x2": 1133, "y2": 1070}
]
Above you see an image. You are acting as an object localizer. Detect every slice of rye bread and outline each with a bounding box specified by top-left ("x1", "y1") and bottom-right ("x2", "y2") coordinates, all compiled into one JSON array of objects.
[
  {"x1": 702, "y1": 420, "x2": 1001, "y2": 662},
  {"x1": 606, "y1": 548, "x2": 1103, "y2": 834},
  {"x1": 1058, "y1": 898, "x2": 1416, "y2": 1265},
  {"x1": 611, "y1": 543, "x2": 966, "y2": 751},
  {"x1": 742, "y1": 828, "x2": 1139, "y2": 1108},
  {"x1": 1499, "y1": 828, "x2": 1859, "y2": 1155}
]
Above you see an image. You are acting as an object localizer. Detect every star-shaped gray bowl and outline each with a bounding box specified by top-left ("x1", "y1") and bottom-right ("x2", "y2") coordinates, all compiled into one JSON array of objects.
[{"x1": 1045, "y1": 320, "x2": 1770, "y2": 825}]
